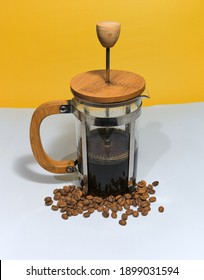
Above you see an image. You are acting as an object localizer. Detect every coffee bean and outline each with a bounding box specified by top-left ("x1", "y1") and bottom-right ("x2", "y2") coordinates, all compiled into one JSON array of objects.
[
  {"x1": 115, "y1": 195, "x2": 122, "y2": 200},
  {"x1": 119, "y1": 219, "x2": 127, "y2": 226},
  {"x1": 141, "y1": 210, "x2": 148, "y2": 216},
  {"x1": 44, "y1": 197, "x2": 52, "y2": 203},
  {"x1": 137, "y1": 187, "x2": 147, "y2": 194},
  {"x1": 121, "y1": 213, "x2": 128, "y2": 220},
  {"x1": 103, "y1": 200, "x2": 108, "y2": 206},
  {"x1": 77, "y1": 189, "x2": 83, "y2": 197},
  {"x1": 136, "y1": 198, "x2": 142, "y2": 206},
  {"x1": 83, "y1": 212, "x2": 90, "y2": 218},
  {"x1": 83, "y1": 199, "x2": 90, "y2": 206},
  {"x1": 61, "y1": 213, "x2": 68, "y2": 220},
  {"x1": 73, "y1": 194, "x2": 80, "y2": 201},
  {"x1": 102, "y1": 211, "x2": 109, "y2": 218},
  {"x1": 97, "y1": 205, "x2": 104, "y2": 212},
  {"x1": 58, "y1": 201, "x2": 67, "y2": 208},
  {"x1": 132, "y1": 210, "x2": 139, "y2": 217},
  {"x1": 158, "y1": 206, "x2": 164, "y2": 212},
  {"x1": 106, "y1": 202, "x2": 112, "y2": 208},
  {"x1": 140, "y1": 193, "x2": 149, "y2": 200},
  {"x1": 126, "y1": 209, "x2": 133, "y2": 215},
  {"x1": 53, "y1": 189, "x2": 59, "y2": 194},
  {"x1": 69, "y1": 185, "x2": 75, "y2": 192},
  {"x1": 152, "y1": 181, "x2": 159, "y2": 186},
  {"x1": 141, "y1": 180, "x2": 147, "y2": 185},
  {"x1": 77, "y1": 202, "x2": 84, "y2": 208},
  {"x1": 104, "y1": 206, "x2": 110, "y2": 212},
  {"x1": 137, "y1": 180, "x2": 146, "y2": 188},
  {"x1": 126, "y1": 199, "x2": 132, "y2": 205},
  {"x1": 63, "y1": 186, "x2": 70, "y2": 193},
  {"x1": 141, "y1": 201, "x2": 149, "y2": 208},
  {"x1": 51, "y1": 205, "x2": 59, "y2": 211},
  {"x1": 45, "y1": 200, "x2": 53, "y2": 206},
  {"x1": 88, "y1": 207, "x2": 95, "y2": 214},
  {"x1": 94, "y1": 197, "x2": 102, "y2": 203},
  {"x1": 93, "y1": 203, "x2": 99, "y2": 210},
  {"x1": 124, "y1": 203, "x2": 130, "y2": 210},
  {"x1": 117, "y1": 205, "x2": 123, "y2": 211},
  {"x1": 132, "y1": 200, "x2": 137, "y2": 207},
  {"x1": 107, "y1": 195, "x2": 115, "y2": 202},
  {"x1": 111, "y1": 205, "x2": 118, "y2": 212},
  {"x1": 72, "y1": 209, "x2": 79, "y2": 216},
  {"x1": 119, "y1": 200, "x2": 125, "y2": 206},
  {"x1": 117, "y1": 197, "x2": 123, "y2": 204},
  {"x1": 77, "y1": 207, "x2": 83, "y2": 214},
  {"x1": 148, "y1": 189, "x2": 156, "y2": 194},
  {"x1": 70, "y1": 198, "x2": 77, "y2": 205},
  {"x1": 134, "y1": 193, "x2": 140, "y2": 199},
  {"x1": 149, "y1": 196, "x2": 156, "y2": 203},
  {"x1": 60, "y1": 206, "x2": 67, "y2": 213},
  {"x1": 144, "y1": 206, "x2": 151, "y2": 212},
  {"x1": 60, "y1": 189, "x2": 67, "y2": 196},
  {"x1": 53, "y1": 193, "x2": 61, "y2": 200},
  {"x1": 66, "y1": 209, "x2": 72, "y2": 216},
  {"x1": 111, "y1": 212, "x2": 117, "y2": 219},
  {"x1": 65, "y1": 197, "x2": 72, "y2": 204},
  {"x1": 124, "y1": 193, "x2": 131, "y2": 199}
]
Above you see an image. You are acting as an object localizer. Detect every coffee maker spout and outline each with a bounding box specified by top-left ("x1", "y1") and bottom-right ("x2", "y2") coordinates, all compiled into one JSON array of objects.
[{"x1": 139, "y1": 88, "x2": 150, "y2": 100}]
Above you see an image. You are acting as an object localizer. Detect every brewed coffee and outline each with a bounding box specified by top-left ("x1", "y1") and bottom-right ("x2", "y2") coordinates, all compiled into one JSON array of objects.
[{"x1": 87, "y1": 128, "x2": 130, "y2": 196}]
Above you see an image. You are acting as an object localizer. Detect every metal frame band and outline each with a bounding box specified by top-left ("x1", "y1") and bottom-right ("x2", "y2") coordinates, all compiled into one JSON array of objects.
[
  {"x1": 73, "y1": 104, "x2": 142, "y2": 127},
  {"x1": 128, "y1": 120, "x2": 136, "y2": 185}
]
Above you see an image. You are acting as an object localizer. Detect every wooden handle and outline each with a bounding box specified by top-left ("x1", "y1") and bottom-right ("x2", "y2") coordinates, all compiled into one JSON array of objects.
[
  {"x1": 96, "y1": 21, "x2": 121, "y2": 48},
  {"x1": 30, "y1": 100, "x2": 76, "y2": 174}
]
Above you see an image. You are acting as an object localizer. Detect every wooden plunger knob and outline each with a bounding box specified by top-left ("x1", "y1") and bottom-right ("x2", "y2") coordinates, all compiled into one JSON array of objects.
[{"x1": 96, "y1": 21, "x2": 121, "y2": 48}]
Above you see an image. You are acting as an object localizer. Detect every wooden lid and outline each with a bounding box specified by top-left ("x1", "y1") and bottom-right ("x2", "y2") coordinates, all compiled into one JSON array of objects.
[{"x1": 70, "y1": 69, "x2": 145, "y2": 104}]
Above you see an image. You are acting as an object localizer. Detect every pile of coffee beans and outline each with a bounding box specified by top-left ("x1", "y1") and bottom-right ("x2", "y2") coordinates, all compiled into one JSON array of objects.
[{"x1": 44, "y1": 180, "x2": 164, "y2": 226}]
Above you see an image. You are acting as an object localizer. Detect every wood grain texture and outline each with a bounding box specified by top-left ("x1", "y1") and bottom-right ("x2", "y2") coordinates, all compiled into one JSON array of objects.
[
  {"x1": 30, "y1": 100, "x2": 75, "y2": 174},
  {"x1": 96, "y1": 21, "x2": 121, "y2": 48},
  {"x1": 70, "y1": 69, "x2": 146, "y2": 103}
]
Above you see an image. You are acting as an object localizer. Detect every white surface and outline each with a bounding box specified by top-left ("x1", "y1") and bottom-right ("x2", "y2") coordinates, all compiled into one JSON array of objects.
[{"x1": 0, "y1": 102, "x2": 204, "y2": 260}]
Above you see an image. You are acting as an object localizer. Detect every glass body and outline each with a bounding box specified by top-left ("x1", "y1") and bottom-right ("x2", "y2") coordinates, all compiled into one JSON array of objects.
[{"x1": 72, "y1": 97, "x2": 142, "y2": 197}]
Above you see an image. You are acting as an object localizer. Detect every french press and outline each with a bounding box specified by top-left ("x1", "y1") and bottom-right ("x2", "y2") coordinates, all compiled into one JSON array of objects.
[{"x1": 30, "y1": 22, "x2": 149, "y2": 196}]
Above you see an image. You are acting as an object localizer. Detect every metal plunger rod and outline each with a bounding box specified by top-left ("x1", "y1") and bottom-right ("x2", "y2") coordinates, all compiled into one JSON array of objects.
[
  {"x1": 96, "y1": 21, "x2": 121, "y2": 83},
  {"x1": 106, "y1": 47, "x2": 110, "y2": 83}
]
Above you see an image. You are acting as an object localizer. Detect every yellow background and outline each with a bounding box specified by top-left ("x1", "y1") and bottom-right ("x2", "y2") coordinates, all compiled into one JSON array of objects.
[{"x1": 0, "y1": 0, "x2": 204, "y2": 108}]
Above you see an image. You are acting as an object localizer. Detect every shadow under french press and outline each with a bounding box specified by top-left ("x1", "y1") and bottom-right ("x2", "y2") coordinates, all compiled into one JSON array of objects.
[
  {"x1": 13, "y1": 153, "x2": 78, "y2": 185},
  {"x1": 137, "y1": 121, "x2": 171, "y2": 177}
]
